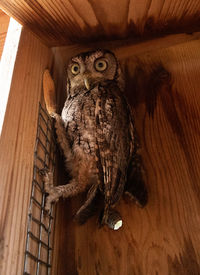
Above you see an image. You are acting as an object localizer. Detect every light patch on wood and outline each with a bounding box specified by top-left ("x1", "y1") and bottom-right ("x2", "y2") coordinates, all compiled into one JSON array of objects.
[{"x1": 0, "y1": 18, "x2": 22, "y2": 135}]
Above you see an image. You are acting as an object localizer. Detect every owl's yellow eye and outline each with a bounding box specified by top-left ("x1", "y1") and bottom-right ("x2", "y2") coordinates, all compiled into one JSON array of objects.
[
  {"x1": 94, "y1": 59, "x2": 107, "y2": 72},
  {"x1": 71, "y1": 63, "x2": 80, "y2": 75}
]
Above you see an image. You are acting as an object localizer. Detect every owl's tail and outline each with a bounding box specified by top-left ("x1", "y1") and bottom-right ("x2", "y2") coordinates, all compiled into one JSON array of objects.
[
  {"x1": 98, "y1": 151, "x2": 124, "y2": 230},
  {"x1": 95, "y1": 97, "x2": 123, "y2": 230},
  {"x1": 100, "y1": 205, "x2": 122, "y2": 231}
]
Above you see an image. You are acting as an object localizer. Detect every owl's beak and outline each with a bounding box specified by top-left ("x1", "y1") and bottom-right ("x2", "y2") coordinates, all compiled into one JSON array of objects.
[{"x1": 84, "y1": 78, "x2": 90, "y2": 90}]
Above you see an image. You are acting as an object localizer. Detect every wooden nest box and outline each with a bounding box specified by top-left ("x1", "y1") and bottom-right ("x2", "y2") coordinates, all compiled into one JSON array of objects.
[{"x1": 0, "y1": 1, "x2": 200, "y2": 274}]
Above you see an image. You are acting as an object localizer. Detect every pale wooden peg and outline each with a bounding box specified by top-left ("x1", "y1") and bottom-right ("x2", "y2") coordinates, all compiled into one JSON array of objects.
[{"x1": 43, "y1": 69, "x2": 57, "y2": 116}]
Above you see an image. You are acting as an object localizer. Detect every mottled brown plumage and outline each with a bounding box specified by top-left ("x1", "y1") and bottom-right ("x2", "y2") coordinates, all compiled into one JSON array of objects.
[{"x1": 44, "y1": 49, "x2": 147, "y2": 230}]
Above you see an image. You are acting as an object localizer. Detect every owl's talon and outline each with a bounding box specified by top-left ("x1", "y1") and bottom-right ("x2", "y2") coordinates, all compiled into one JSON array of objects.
[
  {"x1": 50, "y1": 112, "x2": 59, "y2": 119},
  {"x1": 44, "y1": 183, "x2": 51, "y2": 193},
  {"x1": 44, "y1": 188, "x2": 60, "y2": 212},
  {"x1": 39, "y1": 168, "x2": 54, "y2": 195},
  {"x1": 39, "y1": 168, "x2": 49, "y2": 177},
  {"x1": 44, "y1": 197, "x2": 52, "y2": 213},
  {"x1": 50, "y1": 112, "x2": 56, "y2": 118},
  {"x1": 44, "y1": 183, "x2": 60, "y2": 210},
  {"x1": 44, "y1": 172, "x2": 54, "y2": 189}
]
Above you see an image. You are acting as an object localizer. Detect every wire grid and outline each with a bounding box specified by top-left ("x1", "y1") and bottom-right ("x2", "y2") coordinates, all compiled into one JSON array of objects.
[{"x1": 23, "y1": 103, "x2": 57, "y2": 275}]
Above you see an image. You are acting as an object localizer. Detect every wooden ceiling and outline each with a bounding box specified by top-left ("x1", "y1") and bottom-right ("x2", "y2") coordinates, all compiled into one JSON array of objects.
[{"x1": 0, "y1": 0, "x2": 200, "y2": 47}]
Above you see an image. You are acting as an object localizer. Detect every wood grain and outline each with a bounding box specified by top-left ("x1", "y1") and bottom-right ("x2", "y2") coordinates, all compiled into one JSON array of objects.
[
  {"x1": 51, "y1": 38, "x2": 200, "y2": 274},
  {"x1": 0, "y1": 0, "x2": 200, "y2": 46},
  {"x1": 0, "y1": 28, "x2": 53, "y2": 275},
  {"x1": 0, "y1": 9, "x2": 10, "y2": 59}
]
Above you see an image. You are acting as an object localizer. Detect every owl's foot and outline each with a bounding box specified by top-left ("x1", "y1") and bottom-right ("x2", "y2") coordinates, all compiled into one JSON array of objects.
[
  {"x1": 50, "y1": 112, "x2": 60, "y2": 120},
  {"x1": 40, "y1": 169, "x2": 59, "y2": 212},
  {"x1": 45, "y1": 189, "x2": 60, "y2": 212}
]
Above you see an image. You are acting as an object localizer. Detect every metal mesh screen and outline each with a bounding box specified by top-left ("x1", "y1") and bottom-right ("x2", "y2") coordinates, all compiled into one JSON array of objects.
[{"x1": 23, "y1": 103, "x2": 56, "y2": 275}]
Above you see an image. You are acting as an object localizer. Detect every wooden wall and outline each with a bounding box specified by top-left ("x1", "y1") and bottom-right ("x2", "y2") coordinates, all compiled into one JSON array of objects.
[
  {"x1": 51, "y1": 37, "x2": 200, "y2": 275},
  {"x1": 0, "y1": 28, "x2": 53, "y2": 275}
]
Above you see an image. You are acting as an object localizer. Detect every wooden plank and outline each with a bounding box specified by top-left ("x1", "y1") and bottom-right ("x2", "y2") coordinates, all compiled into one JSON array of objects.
[
  {"x1": 0, "y1": 0, "x2": 200, "y2": 46},
  {"x1": 51, "y1": 38, "x2": 200, "y2": 274},
  {"x1": 52, "y1": 31, "x2": 200, "y2": 67},
  {"x1": 0, "y1": 28, "x2": 53, "y2": 275},
  {"x1": 0, "y1": 9, "x2": 10, "y2": 59}
]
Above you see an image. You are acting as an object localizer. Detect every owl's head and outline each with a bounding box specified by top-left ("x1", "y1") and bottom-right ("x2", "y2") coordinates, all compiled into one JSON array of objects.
[{"x1": 66, "y1": 49, "x2": 124, "y2": 97}]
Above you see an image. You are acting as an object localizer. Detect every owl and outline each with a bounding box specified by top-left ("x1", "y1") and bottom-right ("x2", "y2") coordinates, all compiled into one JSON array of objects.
[{"x1": 43, "y1": 49, "x2": 147, "y2": 230}]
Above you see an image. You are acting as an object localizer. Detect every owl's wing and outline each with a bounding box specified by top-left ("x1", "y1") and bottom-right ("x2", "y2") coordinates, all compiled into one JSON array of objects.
[{"x1": 95, "y1": 89, "x2": 133, "y2": 210}]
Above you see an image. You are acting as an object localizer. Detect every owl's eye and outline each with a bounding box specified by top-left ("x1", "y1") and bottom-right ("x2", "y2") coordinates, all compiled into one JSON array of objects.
[
  {"x1": 71, "y1": 63, "x2": 80, "y2": 75},
  {"x1": 94, "y1": 59, "x2": 108, "y2": 72}
]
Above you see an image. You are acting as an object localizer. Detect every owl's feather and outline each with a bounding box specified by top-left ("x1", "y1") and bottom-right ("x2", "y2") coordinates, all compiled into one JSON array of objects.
[{"x1": 94, "y1": 83, "x2": 134, "y2": 224}]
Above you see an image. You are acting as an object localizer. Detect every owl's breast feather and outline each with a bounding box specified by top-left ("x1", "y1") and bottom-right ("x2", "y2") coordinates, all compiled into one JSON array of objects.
[{"x1": 61, "y1": 93, "x2": 98, "y2": 155}]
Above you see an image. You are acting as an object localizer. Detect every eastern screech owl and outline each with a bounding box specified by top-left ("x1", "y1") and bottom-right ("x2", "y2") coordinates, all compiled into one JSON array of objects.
[{"x1": 44, "y1": 49, "x2": 147, "y2": 230}]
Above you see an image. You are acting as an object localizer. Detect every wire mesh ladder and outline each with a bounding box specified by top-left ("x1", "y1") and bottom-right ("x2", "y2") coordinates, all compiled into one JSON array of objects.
[{"x1": 23, "y1": 103, "x2": 57, "y2": 275}]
